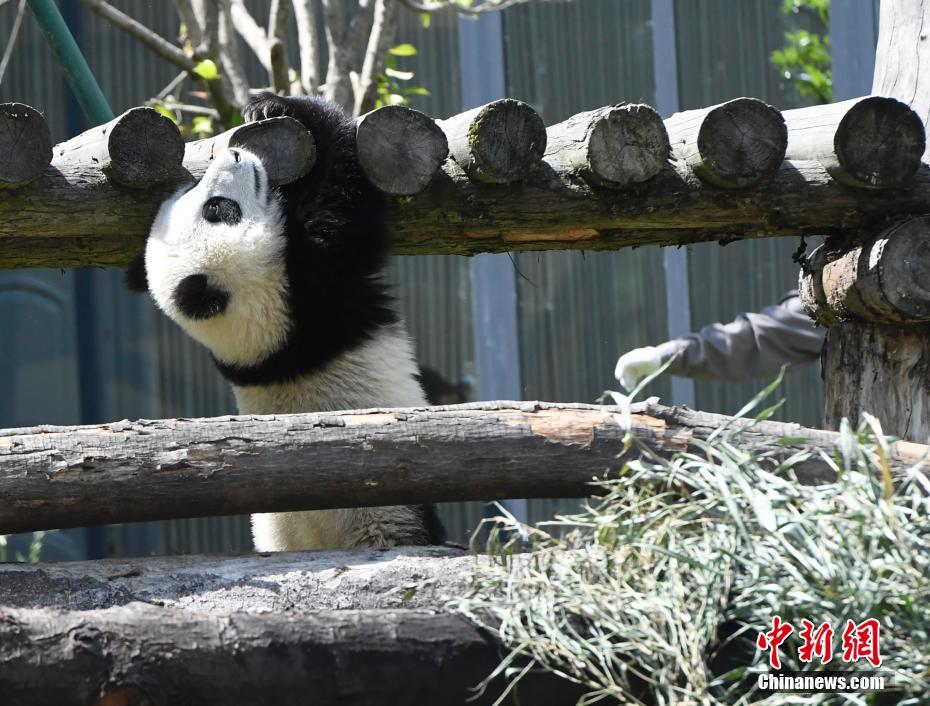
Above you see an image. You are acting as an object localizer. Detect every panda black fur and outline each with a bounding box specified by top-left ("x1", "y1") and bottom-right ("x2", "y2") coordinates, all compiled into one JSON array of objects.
[{"x1": 127, "y1": 93, "x2": 446, "y2": 551}]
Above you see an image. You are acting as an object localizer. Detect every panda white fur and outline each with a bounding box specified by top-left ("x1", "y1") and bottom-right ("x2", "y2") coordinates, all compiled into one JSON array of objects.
[{"x1": 127, "y1": 93, "x2": 445, "y2": 551}]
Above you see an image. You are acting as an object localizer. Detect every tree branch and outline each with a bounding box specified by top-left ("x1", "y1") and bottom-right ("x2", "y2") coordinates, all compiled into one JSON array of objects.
[
  {"x1": 81, "y1": 0, "x2": 198, "y2": 72},
  {"x1": 217, "y1": 0, "x2": 251, "y2": 105},
  {"x1": 320, "y1": 0, "x2": 355, "y2": 112},
  {"x1": 268, "y1": 0, "x2": 292, "y2": 92},
  {"x1": 291, "y1": 0, "x2": 322, "y2": 94},
  {"x1": 229, "y1": 0, "x2": 273, "y2": 77},
  {"x1": 353, "y1": 0, "x2": 398, "y2": 116}
]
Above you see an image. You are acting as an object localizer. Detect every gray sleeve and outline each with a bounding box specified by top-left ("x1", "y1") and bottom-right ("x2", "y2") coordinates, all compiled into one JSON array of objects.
[{"x1": 654, "y1": 291, "x2": 826, "y2": 381}]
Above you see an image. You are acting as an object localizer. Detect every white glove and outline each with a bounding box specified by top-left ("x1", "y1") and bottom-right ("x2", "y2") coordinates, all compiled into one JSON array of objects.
[{"x1": 614, "y1": 346, "x2": 665, "y2": 392}]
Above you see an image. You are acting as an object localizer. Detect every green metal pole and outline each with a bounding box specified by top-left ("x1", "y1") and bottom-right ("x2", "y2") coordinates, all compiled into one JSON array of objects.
[{"x1": 26, "y1": 0, "x2": 114, "y2": 124}]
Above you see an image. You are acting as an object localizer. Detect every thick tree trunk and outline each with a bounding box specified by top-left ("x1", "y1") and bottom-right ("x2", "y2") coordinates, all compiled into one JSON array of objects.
[
  {"x1": 0, "y1": 401, "x2": 925, "y2": 534},
  {"x1": 819, "y1": 0, "x2": 930, "y2": 439},
  {"x1": 0, "y1": 604, "x2": 584, "y2": 706}
]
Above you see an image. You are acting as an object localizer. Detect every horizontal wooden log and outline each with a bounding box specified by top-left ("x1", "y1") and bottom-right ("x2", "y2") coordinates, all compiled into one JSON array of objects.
[
  {"x1": 544, "y1": 103, "x2": 669, "y2": 189},
  {"x1": 7, "y1": 154, "x2": 930, "y2": 267},
  {"x1": 665, "y1": 97, "x2": 787, "y2": 188},
  {"x1": 0, "y1": 604, "x2": 583, "y2": 706},
  {"x1": 0, "y1": 546, "x2": 468, "y2": 612},
  {"x1": 799, "y1": 217, "x2": 930, "y2": 325},
  {"x1": 0, "y1": 401, "x2": 925, "y2": 534},
  {"x1": 184, "y1": 115, "x2": 317, "y2": 185},
  {"x1": 0, "y1": 104, "x2": 52, "y2": 189},
  {"x1": 784, "y1": 96, "x2": 925, "y2": 188},
  {"x1": 53, "y1": 107, "x2": 184, "y2": 189},
  {"x1": 355, "y1": 105, "x2": 449, "y2": 195},
  {"x1": 438, "y1": 99, "x2": 547, "y2": 184}
]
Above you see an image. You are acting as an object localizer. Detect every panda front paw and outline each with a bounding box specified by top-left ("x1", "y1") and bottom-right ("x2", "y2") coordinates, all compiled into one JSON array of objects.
[{"x1": 242, "y1": 92, "x2": 296, "y2": 124}]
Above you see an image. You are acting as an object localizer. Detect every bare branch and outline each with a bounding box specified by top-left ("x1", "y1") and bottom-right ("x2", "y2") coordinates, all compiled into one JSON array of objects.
[
  {"x1": 320, "y1": 0, "x2": 355, "y2": 111},
  {"x1": 291, "y1": 0, "x2": 321, "y2": 94},
  {"x1": 398, "y1": 0, "x2": 556, "y2": 13},
  {"x1": 81, "y1": 0, "x2": 198, "y2": 72},
  {"x1": 268, "y1": 0, "x2": 292, "y2": 92},
  {"x1": 218, "y1": 0, "x2": 251, "y2": 104},
  {"x1": 155, "y1": 70, "x2": 189, "y2": 100},
  {"x1": 0, "y1": 0, "x2": 26, "y2": 87},
  {"x1": 230, "y1": 0, "x2": 272, "y2": 72},
  {"x1": 172, "y1": 0, "x2": 203, "y2": 47},
  {"x1": 353, "y1": 0, "x2": 398, "y2": 116}
]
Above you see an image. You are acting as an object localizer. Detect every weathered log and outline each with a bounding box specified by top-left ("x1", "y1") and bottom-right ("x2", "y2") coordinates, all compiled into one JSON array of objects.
[
  {"x1": 0, "y1": 400, "x2": 925, "y2": 534},
  {"x1": 873, "y1": 0, "x2": 930, "y2": 161},
  {"x1": 665, "y1": 97, "x2": 787, "y2": 188},
  {"x1": 6, "y1": 154, "x2": 930, "y2": 267},
  {"x1": 0, "y1": 604, "x2": 583, "y2": 706},
  {"x1": 800, "y1": 217, "x2": 930, "y2": 325},
  {"x1": 52, "y1": 107, "x2": 184, "y2": 189},
  {"x1": 0, "y1": 546, "x2": 468, "y2": 612},
  {"x1": 784, "y1": 96, "x2": 925, "y2": 188},
  {"x1": 0, "y1": 103, "x2": 52, "y2": 189},
  {"x1": 184, "y1": 115, "x2": 317, "y2": 185},
  {"x1": 438, "y1": 99, "x2": 546, "y2": 183},
  {"x1": 355, "y1": 105, "x2": 449, "y2": 195},
  {"x1": 818, "y1": 0, "x2": 930, "y2": 441},
  {"x1": 544, "y1": 103, "x2": 670, "y2": 188}
]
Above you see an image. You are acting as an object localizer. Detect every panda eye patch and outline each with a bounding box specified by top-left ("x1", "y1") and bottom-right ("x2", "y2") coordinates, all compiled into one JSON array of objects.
[{"x1": 202, "y1": 196, "x2": 242, "y2": 226}]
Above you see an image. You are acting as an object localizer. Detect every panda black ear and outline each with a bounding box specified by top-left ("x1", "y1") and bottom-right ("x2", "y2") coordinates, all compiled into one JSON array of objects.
[{"x1": 125, "y1": 250, "x2": 149, "y2": 292}]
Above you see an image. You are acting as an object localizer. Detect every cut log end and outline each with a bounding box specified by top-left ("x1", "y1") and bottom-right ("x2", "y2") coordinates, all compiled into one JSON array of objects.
[
  {"x1": 0, "y1": 103, "x2": 52, "y2": 189},
  {"x1": 355, "y1": 106, "x2": 449, "y2": 195},
  {"x1": 800, "y1": 216, "x2": 930, "y2": 324},
  {"x1": 833, "y1": 96, "x2": 926, "y2": 188},
  {"x1": 185, "y1": 116, "x2": 317, "y2": 186},
  {"x1": 105, "y1": 107, "x2": 185, "y2": 188},
  {"x1": 587, "y1": 104, "x2": 669, "y2": 187},
  {"x1": 695, "y1": 98, "x2": 787, "y2": 188},
  {"x1": 442, "y1": 99, "x2": 546, "y2": 184},
  {"x1": 228, "y1": 117, "x2": 317, "y2": 185}
]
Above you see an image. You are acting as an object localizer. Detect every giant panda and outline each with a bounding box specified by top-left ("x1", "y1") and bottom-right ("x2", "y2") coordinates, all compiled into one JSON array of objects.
[{"x1": 127, "y1": 93, "x2": 446, "y2": 551}]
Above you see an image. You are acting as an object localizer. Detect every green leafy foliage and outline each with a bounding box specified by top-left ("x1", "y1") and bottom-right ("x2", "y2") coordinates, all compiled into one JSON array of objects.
[
  {"x1": 192, "y1": 58, "x2": 220, "y2": 81},
  {"x1": 771, "y1": 0, "x2": 833, "y2": 104},
  {"x1": 375, "y1": 43, "x2": 430, "y2": 108},
  {"x1": 0, "y1": 532, "x2": 46, "y2": 563}
]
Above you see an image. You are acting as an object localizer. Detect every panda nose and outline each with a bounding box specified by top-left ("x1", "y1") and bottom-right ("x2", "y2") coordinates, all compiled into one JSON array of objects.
[{"x1": 173, "y1": 274, "x2": 230, "y2": 320}]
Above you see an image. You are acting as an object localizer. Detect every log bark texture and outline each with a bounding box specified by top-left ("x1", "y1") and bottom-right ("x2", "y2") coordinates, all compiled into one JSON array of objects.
[
  {"x1": 800, "y1": 217, "x2": 930, "y2": 325},
  {"x1": 818, "y1": 0, "x2": 930, "y2": 440},
  {"x1": 0, "y1": 547, "x2": 468, "y2": 612},
  {"x1": 53, "y1": 107, "x2": 184, "y2": 189},
  {"x1": 784, "y1": 96, "x2": 925, "y2": 188},
  {"x1": 0, "y1": 401, "x2": 925, "y2": 534},
  {"x1": 355, "y1": 105, "x2": 449, "y2": 195},
  {"x1": 665, "y1": 97, "x2": 788, "y2": 188},
  {"x1": 0, "y1": 103, "x2": 52, "y2": 189},
  {"x1": 0, "y1": 604, "x2": 583, "y2": 706},
  {"x1": 438, "y1": 99, "x2": 546, "y2": 184},
  {"x1": 543, "y1": 103, "x2": 670, "y2": 189}
]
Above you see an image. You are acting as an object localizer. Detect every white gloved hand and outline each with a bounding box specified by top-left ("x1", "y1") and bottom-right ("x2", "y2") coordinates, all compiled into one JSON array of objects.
[{"x1": 614, "y1": 346, "x2": 665, "y2": 392}]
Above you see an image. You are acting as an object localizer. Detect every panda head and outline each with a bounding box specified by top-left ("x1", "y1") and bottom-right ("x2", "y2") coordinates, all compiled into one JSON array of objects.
[{"x1": 128, "y1": 95, "x2": 397, "y2": 386}]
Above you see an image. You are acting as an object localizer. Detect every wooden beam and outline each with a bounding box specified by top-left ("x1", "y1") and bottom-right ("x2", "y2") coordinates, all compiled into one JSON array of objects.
[
  {"x1": 0, "y1": 97, "x2": 928, "y2": 267},
  {"x1": 0, "y1": 104, "x2": 52, "y2": 189},
  {"x1": 544, "y1": 103, "x2": 670, "y2": 189},
  {"x1": 800, "y1": 216, "x2": 930, "y2": 325},
  {"x1": 0, "y1": 546, "x2": 468, "y2": 612},
  {"x1": 437, "y1": 99, "x2": 546, "y2": 184},
  {"x1": 355, "y1": 105, "x2": 449, "y2": 195},
  {"x1": 53, "y1": 106, "x2": 184, "y2": 189},
  {"x1": 0, "y1": 401, "x2": 925, "y2": 534},
  {"x1": 0, "y1": 604, "x2": 583, "y2": 706},
  {"x1": 784, "y1": 96, "x2": 925, "y2": 188},
  {"x1": 665, "y1": 97, "x2": 787, "y2": 188}
]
